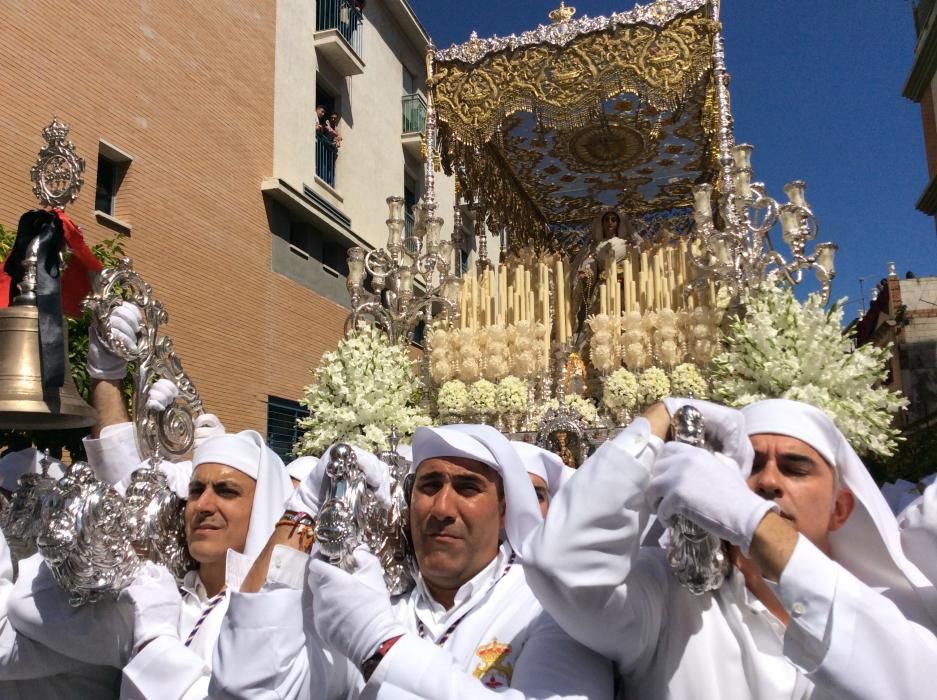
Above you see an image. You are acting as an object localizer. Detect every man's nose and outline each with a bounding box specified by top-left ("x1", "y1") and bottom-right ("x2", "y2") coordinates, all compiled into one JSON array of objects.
[
  {"x1": 429, "y1": 483, "x2": 458, "y2": 520},
  {"x1": 191, "y1": 488, "x2": 218, "y2": 514},
  {"x1": 748, "y1": 462, "x2": 784, "y2": 500}
]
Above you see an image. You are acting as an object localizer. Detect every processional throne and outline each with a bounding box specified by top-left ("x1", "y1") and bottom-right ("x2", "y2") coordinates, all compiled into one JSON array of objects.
[{"x1": 343, "y1": 0, "x2": 836, "y2": 466}]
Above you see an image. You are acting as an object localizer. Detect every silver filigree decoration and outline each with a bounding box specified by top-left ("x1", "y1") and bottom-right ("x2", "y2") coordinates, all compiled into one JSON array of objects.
[
  {"x1": 38, "y1": 258, "x2": 202, "y2": 603},
  {"x1": 123, "y1": 468, "x2": 193, "y2": 581},
  {"x1": 434, "y1": 0, "x2": 706, "y2": 64},
  {"x1": 30, "y1": 118, "x2": 85, "y2": 209},
  {"x1": 317, "y1": 436, "x2": 415, "y2": 596},
  {"x1": 375, "y1": 427, "x2": 415, "y2": 595},
  {"x1": 666, "y1": 405, "x2": 729, "y2": 595},
  {"x1": 0, "y1": 452, "x2": 63, "y2": 572},
  {"x1": 36, "y1": 462, "x2": 140, "y2": 606}
]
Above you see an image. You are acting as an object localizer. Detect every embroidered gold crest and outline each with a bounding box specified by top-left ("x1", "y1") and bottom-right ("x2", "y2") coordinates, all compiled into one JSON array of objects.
[{"x1": 472, "y1": 639, "x2": 514, "y2": 689}]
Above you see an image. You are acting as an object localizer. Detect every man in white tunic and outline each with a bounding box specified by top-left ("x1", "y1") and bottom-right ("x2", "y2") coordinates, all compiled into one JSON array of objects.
[
  {"x1": 210, "y1": 424, "x2": 613, "y2": 699},
  {"x1": 523, "y1": 398, "x2": 937, "y2": 700},
  {"x1": 7, "y1": 429, "x2": 293, "y2": 700}
]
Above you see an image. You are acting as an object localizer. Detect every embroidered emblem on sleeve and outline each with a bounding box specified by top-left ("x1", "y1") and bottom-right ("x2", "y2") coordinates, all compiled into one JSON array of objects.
[{"x1": 472, "y1": 639, "x2": 514, "y2": 689}]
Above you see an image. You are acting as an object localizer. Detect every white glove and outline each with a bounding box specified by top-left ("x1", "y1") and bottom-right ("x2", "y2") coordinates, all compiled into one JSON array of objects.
[
  {"x1": 145, "y1": 378, "x2": 179, "y2": 412},
  {"x1": 193, "y1": 413, "x2": 226, "y2": 448},
  {"x1": 285, "y1": 444, "x2": 391, "y2": 518},
  {"x1": 308, "y1": 546, "x2": 406, "y2": 665},
  {"x1": 662, "y1": 397, "x2": 755, "y2": 475},
  {"x1": 647, "y1": 442, "x2": 777, "y2": 555},
  {"x1": 119, "y1": 562, "x2": 182, "y2": 655},
  {"x1": 87, "y1": 301, "x2": 142, "y2": 380}
]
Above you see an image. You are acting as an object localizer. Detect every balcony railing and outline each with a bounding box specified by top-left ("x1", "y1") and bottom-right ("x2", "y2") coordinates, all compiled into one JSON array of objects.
[
  {"x1": 404, "y1": 209, "x2": 418, "y2": 255},
  {"x1": 316, "y1": 133, "x2": 338, "y2": 188},
  {"x1": 402, "y1": 93, "x2": 426, "y2": 134},
  {"x1": 317, "y1": 0, "x2": 363, "y2": 57}
]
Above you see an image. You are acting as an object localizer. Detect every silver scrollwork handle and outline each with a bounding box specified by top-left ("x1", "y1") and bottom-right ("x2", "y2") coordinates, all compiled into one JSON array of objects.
[{"x1": 666, "y1": 405, "x2": 730, "y2": 595}]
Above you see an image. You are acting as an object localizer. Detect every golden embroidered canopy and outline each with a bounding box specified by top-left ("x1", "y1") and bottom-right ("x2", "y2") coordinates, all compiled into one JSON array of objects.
[{"x1": 431, "y1": 0, "x2": 721, "y2": 251}]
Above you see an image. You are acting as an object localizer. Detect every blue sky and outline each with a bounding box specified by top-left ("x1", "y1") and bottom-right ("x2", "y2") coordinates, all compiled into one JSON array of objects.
[{"x1": 408, "y1": 0, "x2": 937, "y2": 316}]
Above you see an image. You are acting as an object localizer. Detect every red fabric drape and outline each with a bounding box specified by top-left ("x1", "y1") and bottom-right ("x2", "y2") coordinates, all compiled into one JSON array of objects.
[{"x1": 0, "y1": 209, "x2": 103, "y2": 316}]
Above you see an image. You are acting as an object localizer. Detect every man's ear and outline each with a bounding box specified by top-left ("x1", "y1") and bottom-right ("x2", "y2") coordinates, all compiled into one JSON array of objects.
[
  {"x1": 828, "y1": 488, "x2": 855, "y2": 532},
  {"x1": 499, "y1": 499, "x2": 506, "y2": 529}
]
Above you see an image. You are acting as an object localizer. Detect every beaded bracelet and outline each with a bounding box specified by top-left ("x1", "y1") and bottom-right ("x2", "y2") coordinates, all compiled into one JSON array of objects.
[{"x1": 276, "y1": 510, "x2": 316, "y2": 552}]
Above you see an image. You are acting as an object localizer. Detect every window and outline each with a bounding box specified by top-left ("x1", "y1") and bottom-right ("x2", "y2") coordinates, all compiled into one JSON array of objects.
[
  {"x1": 94, "y1": 141, "x2": 132, "y2": 225},
  {"x1": 95, "y1": 156, "x2": 118, "y2": 215},
  {"x1": 404, "y1": 182, "x2": 417, "y2": 255},
  {"x1": 266, "y1": 396, "x2": 309, "y2": 463},
  {"x1": 321, "y1": 239, "x2": 349, "y2": 276}
]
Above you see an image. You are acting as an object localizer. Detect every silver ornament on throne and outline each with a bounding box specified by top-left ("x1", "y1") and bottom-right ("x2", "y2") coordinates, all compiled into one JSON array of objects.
[
  {"x1": 37, "y1": 258, "x2": 201, "y2": 604},
  {"x1": 666, "y1": 405, "x2": 730, "y2": 596}
]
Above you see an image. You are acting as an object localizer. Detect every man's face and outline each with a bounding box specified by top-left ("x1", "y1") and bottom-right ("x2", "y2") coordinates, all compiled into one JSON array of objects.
[
  {"x1": 329, "y1": 114, "x2": 339, "y2": 126},
  {"x1": 316, "y1": 107, "x2": 325, "y2": 118},
  {"x1": 410, "y1": 457, "x2": 505, "y2": 593},
  {"x1": 185, "y1": 463, "x2": 256, "y2": 566},
  {"x1": 529, "y1": 473, "x2": 549, "y2": 517},
  {"x1": 746, "y1": 434, "x2": 853, "y2": 552}
]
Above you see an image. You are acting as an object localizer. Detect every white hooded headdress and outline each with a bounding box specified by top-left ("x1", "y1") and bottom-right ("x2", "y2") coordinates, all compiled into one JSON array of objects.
[
  {"x1": 411, "y1": 425, "x2": 542, "y2": 554},
  {"x1": 742, "y1": 399, "x2": 937, "y2": 625},
  {"x1": 511, "y1": 440, "x2": 574, "y2": 498}
]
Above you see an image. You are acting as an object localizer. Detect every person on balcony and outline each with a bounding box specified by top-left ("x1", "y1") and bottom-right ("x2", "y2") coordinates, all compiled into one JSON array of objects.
[{"x1": 324, "y1": 113, "x2": 343, "y2": 149}]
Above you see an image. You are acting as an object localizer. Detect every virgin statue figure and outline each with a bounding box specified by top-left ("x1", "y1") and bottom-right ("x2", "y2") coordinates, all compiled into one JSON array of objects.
[{"x1": 568, "y1": 208, "x2": 639, "y2": 340}]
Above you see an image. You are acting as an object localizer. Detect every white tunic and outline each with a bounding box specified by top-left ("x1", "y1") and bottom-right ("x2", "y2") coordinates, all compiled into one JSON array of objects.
[
  {"x1": 0, "y1": 533, "x2": 120, "y2": 699},
  {"x1": 210, "y1": 543, "x2": 613, "y2": 699},
  {"x1": 523, "y1": 419, "x2": 937, "y2": 700},
  {"x1": 9, "y1": 550, "x2": 251, "y2": 699}
]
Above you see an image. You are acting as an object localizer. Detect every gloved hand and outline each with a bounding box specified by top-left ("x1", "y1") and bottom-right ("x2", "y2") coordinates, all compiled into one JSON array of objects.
[
  {"x1": 662, "y1": 397, "x2": 755, "y2": 475},
  {"x1": 647, "y1": 442, "x2": 777, "y2": 555},
  {"x1": 119, "y1": 562, "x2": 182, "y2": 655},
  {"x1": 146, "y1": 378, "x2": 179, "y2": 412},
  {"x1": 193, "y1": 413, "x2": 226, "y2": 448},
  {"x1": 307, "y1": 546, "x2": 406, "y2": 665},
  {"x1": 87, "y1": 301, "x2": 142, "y2": 380},
  {"x1": 285, "y1": 444, "x2": 391, "y2": 518}
]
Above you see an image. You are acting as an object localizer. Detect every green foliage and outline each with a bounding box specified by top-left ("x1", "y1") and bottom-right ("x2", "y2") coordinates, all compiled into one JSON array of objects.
[{"x1": 0, "y1": 223, "x2": 129, "y2": 459}]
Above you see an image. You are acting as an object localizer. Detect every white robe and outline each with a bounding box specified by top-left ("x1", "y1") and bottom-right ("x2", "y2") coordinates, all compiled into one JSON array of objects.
[
  {"x1": 209, "y1": 543, "x2": 613, "y2": 699},
  {"x1": 0, "y1": 532, "x2": 120, "y2": 699},
  {"x1": 522, "y1": 419, "x2": 937, "y2": 700}
]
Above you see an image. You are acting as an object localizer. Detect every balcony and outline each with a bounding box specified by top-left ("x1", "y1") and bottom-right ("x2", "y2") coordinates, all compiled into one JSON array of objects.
[
  {"x1": 314, "y1": 0, "x2": 364, "y2": 77},
  {"x1": 401, "y1": 93, "x2": 426, "y2": 159},
  {"x1": 316, "y1": 133, "x2": 338, "y2": 189}
]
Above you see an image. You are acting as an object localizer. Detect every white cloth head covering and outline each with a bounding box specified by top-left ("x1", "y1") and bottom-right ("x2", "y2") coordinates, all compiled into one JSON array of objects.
[
  {"x1": 742, "y1": 398, "x2": 937, "y2": 625},
  {"x1": 412, "y1": 425, "x2": 542, "y2": 553},
  {"x1": 511, "y1": 441, "x2": 573, "y2": 498},
  {"x1": 192, "y1": 430, "x2": 293, "y2": 560},
  {"x1": 286, "y1": 456, "x2": 318, "y2": 483},
  {"x1": 0, "y1": 448, "x2": 65, "y2": 491}
]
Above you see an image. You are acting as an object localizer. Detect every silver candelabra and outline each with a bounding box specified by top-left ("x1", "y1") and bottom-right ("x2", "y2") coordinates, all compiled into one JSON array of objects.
[{"x1": 685, "y1": 33, "x2": 837, "y2": 306}]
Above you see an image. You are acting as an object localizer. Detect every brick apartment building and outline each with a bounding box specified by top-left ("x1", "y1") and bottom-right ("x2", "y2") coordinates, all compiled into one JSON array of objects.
[{"x1": 0, "y1": 0, "x2": 458, "y2": 458}]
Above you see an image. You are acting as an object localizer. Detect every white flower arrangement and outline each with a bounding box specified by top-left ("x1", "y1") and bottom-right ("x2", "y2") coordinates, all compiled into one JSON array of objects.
[
  {"x1": 295, "y1": 324, "x2": 431, "y2": 456},
  {"x1": 603, "y1": 368, "x2": 639, "y2": 409},
  {"x1": 670, "y1": 362, "x2": 708, "y2": 399},
  {"x1": 565, "y1": 395, "x2": 602, "y2": 426},
  {"x1": 469, "y1": 379, "x2": 498, "y2": 415},
  {"x1": 637, "y1": 367, "x2": 671, "y2": 406},
  {"x1": 496, "y1": 376, "x2": 528, "y2": 414},
  {"x1": 711, "y1": 283, "x2": 906, "y2": 457},
  {"x1": 437, "y1": 379, "x2": 469, "y2": 417}
]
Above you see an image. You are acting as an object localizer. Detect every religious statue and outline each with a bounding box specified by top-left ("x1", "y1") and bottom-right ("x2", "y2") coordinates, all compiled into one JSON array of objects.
[{"x1": 569, "y1": 208, "x2": 639, "y2": 340}]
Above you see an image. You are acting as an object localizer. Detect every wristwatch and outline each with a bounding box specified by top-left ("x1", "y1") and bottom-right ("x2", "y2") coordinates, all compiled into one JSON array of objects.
[{"x1": 360, "y1": 635, "x2": 402, "y2": 682}]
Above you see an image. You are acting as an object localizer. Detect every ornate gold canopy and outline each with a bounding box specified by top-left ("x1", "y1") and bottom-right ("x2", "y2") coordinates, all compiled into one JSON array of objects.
[{"x1": 431, "y1": 0, "x2": 720, "y2": 250}]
